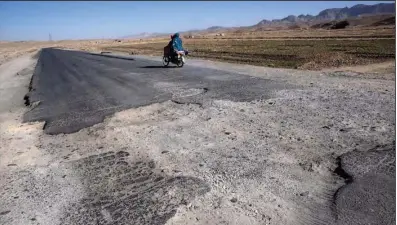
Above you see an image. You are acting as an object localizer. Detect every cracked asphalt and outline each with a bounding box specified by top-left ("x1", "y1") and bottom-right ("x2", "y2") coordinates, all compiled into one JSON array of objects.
[
  {"x1": 0, "y1": 50, "x2": 394, "y2": 225},
  {"x1": 24, "y1": 48, "x2": 293, "y2": 134}
]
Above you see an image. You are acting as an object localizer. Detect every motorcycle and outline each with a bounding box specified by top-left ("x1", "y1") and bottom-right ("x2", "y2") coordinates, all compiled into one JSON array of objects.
[{"x1": 163, "y1": 50, "x2": 189, "y2": 68}]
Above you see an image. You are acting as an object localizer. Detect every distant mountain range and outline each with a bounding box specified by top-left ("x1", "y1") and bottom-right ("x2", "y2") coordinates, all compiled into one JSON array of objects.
[
  {"x1": 122, "y1": 3, "x2": 395, "y2": 38},
  {"x1": 255, "y1": 2, "x2": 395, "y2": 26},
  {"x1": 120, "y1": 32, "x2": 169, "y2": 39}
]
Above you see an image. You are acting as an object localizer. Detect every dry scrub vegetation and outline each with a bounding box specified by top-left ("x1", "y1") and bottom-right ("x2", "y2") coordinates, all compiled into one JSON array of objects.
[
  {"x1": 100, "y1": 26, "x2": 395, "y2": 70},
  {"x1": 103, "y1": 38, "x2": 395, "y2": 70},
  {"x1": 0, "y1": 26, "x2": 395, "y2": 70}
]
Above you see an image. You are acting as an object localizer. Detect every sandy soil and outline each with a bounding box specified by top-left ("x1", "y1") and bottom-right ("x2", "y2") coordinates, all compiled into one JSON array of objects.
[
  {"x1": 321, "y1": 61, "x2": 396, "y2": 80},
  {"x1": 0, "y1": 40, "x2": 117, "y2": 66},
  {"x1": 0, "y1": 54, "x2": 395, "y2": 225}
]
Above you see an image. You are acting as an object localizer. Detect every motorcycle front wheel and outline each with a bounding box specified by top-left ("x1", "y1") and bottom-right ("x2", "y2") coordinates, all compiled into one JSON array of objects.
[{"x1": 162, "y1": 56, "x2": 170, "y2": 67}]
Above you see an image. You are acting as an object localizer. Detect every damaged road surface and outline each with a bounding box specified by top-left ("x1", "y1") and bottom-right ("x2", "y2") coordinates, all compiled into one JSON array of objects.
[
  {"x1": 0, "y1": 49, "x2": 395, "y2": 225},
  {"x1": 24, "y1": 48, "x2": 292, "y2": 134}
]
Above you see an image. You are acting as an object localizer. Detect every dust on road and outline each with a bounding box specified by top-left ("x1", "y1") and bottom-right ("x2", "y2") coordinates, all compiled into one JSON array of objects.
[{"x1": 0, "y1": 52, "x2": 395, "y2": 225}]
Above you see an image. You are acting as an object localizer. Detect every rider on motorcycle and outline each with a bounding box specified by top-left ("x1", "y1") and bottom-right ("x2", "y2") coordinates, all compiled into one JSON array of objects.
[
  {"x1": 171, "y1": 33, "x2": 186, "y2": 56},
  {"x1": 163, "y1": 33, "x2": 188, "y2": 67}
]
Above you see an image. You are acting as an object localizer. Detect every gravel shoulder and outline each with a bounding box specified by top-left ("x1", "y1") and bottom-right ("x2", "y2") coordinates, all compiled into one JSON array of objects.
[{"x1": 0, "y1": 53, "x2": 395, "y2": 225}]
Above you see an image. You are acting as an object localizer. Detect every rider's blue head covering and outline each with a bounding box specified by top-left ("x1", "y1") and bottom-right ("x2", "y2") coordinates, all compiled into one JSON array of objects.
[{"x1": 172, "y1": 33, "x2": 183, "y2": 51}]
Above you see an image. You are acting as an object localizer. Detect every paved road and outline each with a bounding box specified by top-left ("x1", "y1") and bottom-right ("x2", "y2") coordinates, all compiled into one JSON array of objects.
[
  {"x1": 334, "y1": 143, "x2": 395, "y2": 225},
  {"x1": 20, "y1": 48, "x2": 395, "y2": 225},
  {"x1": 24, "y1": 48, "x2": 293, "y2": 134}
]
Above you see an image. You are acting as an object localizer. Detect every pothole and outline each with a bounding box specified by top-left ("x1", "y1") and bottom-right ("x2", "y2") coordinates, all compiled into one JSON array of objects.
[{"x1": 172, "y1": 88, "x2": 208, "y2": 98}]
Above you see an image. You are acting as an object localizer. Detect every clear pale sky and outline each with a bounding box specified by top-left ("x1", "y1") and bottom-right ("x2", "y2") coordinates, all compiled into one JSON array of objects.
[{"x1": 0, "y1": 1, "x2": 392, "y2": 41}]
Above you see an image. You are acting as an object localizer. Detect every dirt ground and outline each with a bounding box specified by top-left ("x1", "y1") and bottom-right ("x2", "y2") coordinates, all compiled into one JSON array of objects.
[
  {"x1": 102, "y1": 38, "x2": 395, "y2": 70},
  {"x1": 0, "y1": 51, "x2": 394, "y2": 224},
  {"x1": 1, "y1": 25, "x2": 395, "y2": 71}
]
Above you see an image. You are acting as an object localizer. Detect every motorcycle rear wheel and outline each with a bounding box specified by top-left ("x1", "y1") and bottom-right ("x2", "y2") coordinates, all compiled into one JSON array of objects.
[{"x1": 162, "y1": 56, "x2": 170, "y2": 67}]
